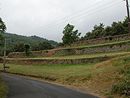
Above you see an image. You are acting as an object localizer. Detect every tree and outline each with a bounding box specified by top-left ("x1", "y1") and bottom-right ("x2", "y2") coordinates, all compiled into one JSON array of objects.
[
  {"x1": 83, "y1": 18, "x2": 129, "y2": 40},
  {"x1": 37, "y1": 42, "x2": 54, "y2": 50},
  {"x1": 103, "y1": 26, "x2": 113, "y2": 36},
  {"x1": 24, "y1": 44, "x2": 30, "y2": 56},
  {"x1": 39, "y1": 42, "x2": 53, "y2": 50},
  {"x1": 122, "y1": 17, "x2": 129, "y2": 33},
  {"x1": 0, "y1": 18, "x2": 6, "y2": 40},
  {"x1": 62, "y1": 24, "x2": 81, "y2": 45},
  {"x1": 84, "y1": 32, "x2": 92, "y2": 39},
  {"x1": 32, "y1": 41, "x2": 54, "y2": 51},
  {"x1": 58, "y1": 42, "x2": 64, "y2": 47},
  {"x1": 111, "y1": 21, "x2": 126, "y2": 35},
  {"x1": 91, "y1": 23, "x2": 105, "y2": 38},
  {"x1": 13, "y1": 43, "x2": 25, "y2": 52},
  {"x1": 84, "y1": 23, "x2": 105, "y2": 39}
]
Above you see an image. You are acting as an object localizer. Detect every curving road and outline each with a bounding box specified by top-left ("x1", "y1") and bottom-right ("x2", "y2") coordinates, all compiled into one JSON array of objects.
[{"x1": 2, "y1": 73, "x2": 99, "y2": 98}]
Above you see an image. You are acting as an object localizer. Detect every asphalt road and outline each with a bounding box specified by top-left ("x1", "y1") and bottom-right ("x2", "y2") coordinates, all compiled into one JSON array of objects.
[{"x1": 1, "y1": 73, "x2": 99, "y2": 98}]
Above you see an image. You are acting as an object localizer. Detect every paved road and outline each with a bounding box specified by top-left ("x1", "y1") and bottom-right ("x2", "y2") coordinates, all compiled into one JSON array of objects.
[{"x1": 1, "y1": 73, "x2": 99, "y2": 98}]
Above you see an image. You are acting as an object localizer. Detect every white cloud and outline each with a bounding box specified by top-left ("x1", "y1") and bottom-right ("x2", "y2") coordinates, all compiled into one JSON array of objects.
[{"x1": 0, "y1": 0, "x2": 127, "y2": 42}]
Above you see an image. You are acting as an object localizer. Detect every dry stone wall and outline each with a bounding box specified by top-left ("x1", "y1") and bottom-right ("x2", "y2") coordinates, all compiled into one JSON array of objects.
[
  {"x1": 8, "y1": 41, "x2": 130, "y2": 58},
  {"x1": 70, "y1": 34, "x2": 130, "y2": 47},
  {"x1": 54, "y1": 42, "x2": 130, "y2": 56},
  {"x1": 6, "y1": 56, "x2": 110, "y2": 65},
  {"x1": 7, "y1": 34, "x2": 130, "y2": 58}
]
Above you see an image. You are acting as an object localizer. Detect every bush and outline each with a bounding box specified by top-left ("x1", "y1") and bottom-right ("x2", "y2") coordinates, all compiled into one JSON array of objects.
[{"x1": 111, "y1": 81, "x2": 130, "y2": 96}]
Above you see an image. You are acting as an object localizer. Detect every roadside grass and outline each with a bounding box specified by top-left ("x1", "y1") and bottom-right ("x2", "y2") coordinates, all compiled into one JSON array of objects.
[
  {"x1": 85, "y1": 55, "x2": 130, "y2": 98},
  {"x1": 0, "y1": 75, "x2": 8, "y2": 98},
  {"x1": 0, "y1": 63, "x2": 94, "y2": 83}
]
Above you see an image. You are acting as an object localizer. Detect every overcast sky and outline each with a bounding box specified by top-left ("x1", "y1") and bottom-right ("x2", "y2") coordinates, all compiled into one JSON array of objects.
[{"x1": 0, "y1": 0, "x2": 129, "y2": 42}]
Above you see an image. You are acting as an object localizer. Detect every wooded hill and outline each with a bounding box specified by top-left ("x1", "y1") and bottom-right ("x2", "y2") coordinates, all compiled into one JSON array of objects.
[{"x1": 0, "y1": 33, "x2": 58, "y2": 55}]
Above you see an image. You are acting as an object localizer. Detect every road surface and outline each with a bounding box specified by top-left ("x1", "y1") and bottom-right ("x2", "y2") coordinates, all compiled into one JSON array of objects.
[{"x1": 2, "y1": 73, "x2": 99, "y2": 98}]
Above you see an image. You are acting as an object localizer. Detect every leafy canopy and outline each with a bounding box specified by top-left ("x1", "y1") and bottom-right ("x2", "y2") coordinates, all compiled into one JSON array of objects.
[
  {"x1": 62, "y1": 24, "x2": 81, "y2": 45},
  {"x1": 83, "y1": 17, "x2": 128, "y2": 40},
  {"x1": 0, "y1": 18, "x2": 6, "y2": 40}
]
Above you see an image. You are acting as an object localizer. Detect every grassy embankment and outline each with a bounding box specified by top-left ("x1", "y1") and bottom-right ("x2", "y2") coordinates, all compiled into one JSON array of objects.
[
  {"x1": 57, "y1": 39, "x2": 130, "y2": 50},
  {"x1": 0, "y1": 54, "x2": 130, "y2": 98},
  {"x1": 8, "y1": 51, "x2": 130, "y2": 60},
  {"x1": 0, "y1": 75, "x2": 8, "y2": 98}
]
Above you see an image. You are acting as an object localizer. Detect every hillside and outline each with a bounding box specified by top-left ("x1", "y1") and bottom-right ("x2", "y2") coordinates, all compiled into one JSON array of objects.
[
  {"x1": 5, "y1": 33, "x2": 58, "y2": 46},
  {"x1": 1, "y1": 33, "x2": 130, "y2": 98},
  {"x1": 0, "y1": 33, "x2": 58, "y2": 55}
]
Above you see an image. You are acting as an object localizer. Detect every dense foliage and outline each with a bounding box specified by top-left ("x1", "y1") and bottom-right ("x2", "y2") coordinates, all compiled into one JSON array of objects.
[
  {"x1": 24, "y1": 44, "x2": 31, "y2": 56},
  {"x1": 0, "y1": 18, "x2": 6, "y2": 40},
  {"x1": 0, "y1": 18, "x2": 6, "y2": 33},
  {"x1": 0, "y1": 33, "x2": 58, "y2": 56},
  {"x1": 0, "y1": 18, "x2": 6, "y2": 56},
  {"x1": 62, "y1": 24, "x2": 81, "y2": 45},
  {"x1": 83, "y1": 17, "x2": 128, "y2": 39},
  {"x1": 32, "y1": 41, "x2": 54, "y2": 51},
  {"x1": 61, "y1": 18, "x2": 128, "y2": 46}
]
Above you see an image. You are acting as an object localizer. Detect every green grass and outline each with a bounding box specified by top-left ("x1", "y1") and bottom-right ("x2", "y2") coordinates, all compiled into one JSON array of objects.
[
  {"x1": 110, "y1": 56, "x2": 130, "y2": 96},
  {"x1": 57, "y1": 39, "x2": 130, "y2": 50},
  {"x1": 0, "y1": 63, "x2": 94, "y2": 82},
  {"x1": 0, "y1": 75, "x2": 7, "y2": 98},
  {"x1": 8, "y1": 51, "x2": 130, "y2": 60},
  {"x1": 1, "y1": 54, "x2": 130, "y2": 98}
]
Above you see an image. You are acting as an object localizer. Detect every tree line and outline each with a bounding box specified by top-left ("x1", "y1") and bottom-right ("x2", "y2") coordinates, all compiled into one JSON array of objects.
[
  {"x1": 0, "y1": 17, "x2": 129, "y2": 54},
  {"x1": 61, "y1": 17, "x2": 128, "y2": 45}
]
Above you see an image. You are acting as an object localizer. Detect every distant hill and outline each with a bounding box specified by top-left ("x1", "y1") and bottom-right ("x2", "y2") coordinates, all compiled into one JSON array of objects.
[
  {"x1": 5, "y1": 33, "x2": 58, "y2": 46},
  {"x1": 0, "y1": 33, "x2": 58, "y2": 55}
]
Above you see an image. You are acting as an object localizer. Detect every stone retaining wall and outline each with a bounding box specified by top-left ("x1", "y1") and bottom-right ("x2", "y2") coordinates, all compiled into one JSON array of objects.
[
  {"x1": 8, "y1": 33, "x2": 130, "y2": 58},
  {"x1": 6, "y1": 56, "x2": 110, "y2": 65},
  {"x1": 68, "y1": 33, "x2": 130, "y2": 47},
  {"x1": 54, "y1": 42, "x2": 130, "y2": 56},
  {"x1": 8, "y1": 41, "x2": 130, "y2": 58}
]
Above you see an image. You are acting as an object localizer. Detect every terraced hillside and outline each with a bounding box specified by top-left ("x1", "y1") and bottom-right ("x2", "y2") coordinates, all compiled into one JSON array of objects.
[
  {"x1": 1, "y1": 34, "x2": 130, "y2": 98},
  {"x1": 5, "y1": 52, "x2": 130, "y2": 65},
  {"x1": 8, "y1": 38, "x2": 130, "y2": 58},
  {"x1": 1, "y1": 54, "x2": 130, "y2": 98}
]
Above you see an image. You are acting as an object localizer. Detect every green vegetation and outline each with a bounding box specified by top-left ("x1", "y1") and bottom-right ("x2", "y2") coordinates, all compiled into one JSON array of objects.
[
  {"x1": 0, "y1": 17, "x2": 8, "y2": 98},
  {"x1": 62, "y1": 24, "x2": 81, "y2": 45},
  {"x1": 24, "y1": 44, "x2": 31, "y2": 56},
  {"x1": 110, "y1": 56, "x2": 130, "y2": 96},
  {"x1": 0, "y1": 16, "x2": 129, "y2": 98},
  {"x1": 57, "y1": 39, "x2": 130, "y2": 50},
  {"x1": 1, "y1": 54, "x2": 130, "y2": 98},
  {"x1": 30, "y1": 52, "x2": 130, "y2": 59},
  {"x1": 83, "y1": 17, "x2": 128, "y2": 40},
  {"x1": 0, "y1": 33, "x2": 58, "y2": 56},
  {"x1": 0, "y1": 63, "x2": 94, "y2": 82},
  {"x1": 0, "y1": 17, "x2": 6, "y2": 34},
  {"x1": 0, "y1": 17, "x2": 6, "y2": 56},
  {"x1": 0, "y1": 76, "x2": 8, "y2": 98},
  {"x1": 60, "y1": 17, "x2": 128, "y2": 46},
  {"x1": 33, "y1": 41, "x2": 54, "y2": 51}
]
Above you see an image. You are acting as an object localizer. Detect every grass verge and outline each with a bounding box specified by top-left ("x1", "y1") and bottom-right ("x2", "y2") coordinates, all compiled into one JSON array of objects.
[
  {"x1": 0, "y1": 63, "x2": 95, "y2": 82},
  {"x1": 0, "y1": 74, "x2": 8, "y2": 98}
]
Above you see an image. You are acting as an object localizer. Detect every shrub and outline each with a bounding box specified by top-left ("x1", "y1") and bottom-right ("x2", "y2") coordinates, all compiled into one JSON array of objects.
[
  {"x1": 111, "y1": 81, "x2": 130, "y2": 96},
  {"x1": 24, "y1": 44, "x2": 31, "y2": 56}
]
